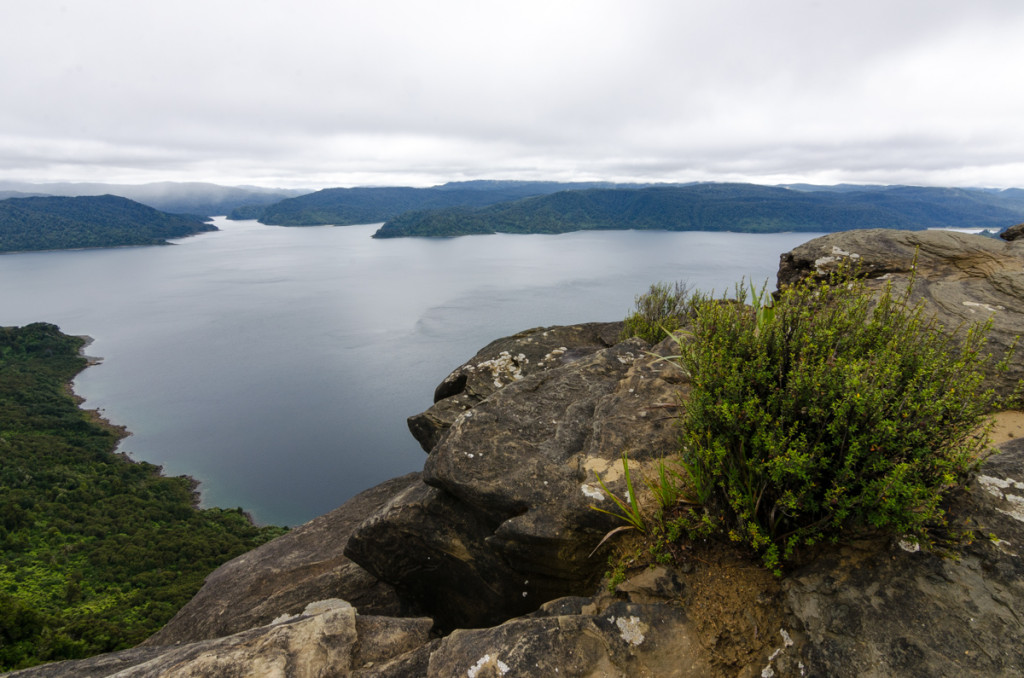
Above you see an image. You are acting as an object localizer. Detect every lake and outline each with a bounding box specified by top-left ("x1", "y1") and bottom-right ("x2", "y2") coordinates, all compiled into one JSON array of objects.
[{"x1": 0, "y1": 219, "x2": 819, "y2": 525}]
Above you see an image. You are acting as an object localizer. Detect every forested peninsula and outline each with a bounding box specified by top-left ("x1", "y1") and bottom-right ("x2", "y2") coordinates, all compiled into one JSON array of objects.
[
  {"x1": 0, "y1": 324, "x2": 285, "y2": 671},
  {"x1": 0, "y1": 195, "x2": 216, "y2": 253},
  {"x1": 372, "y1": 183, "x2": 1024, "y2": 237}
]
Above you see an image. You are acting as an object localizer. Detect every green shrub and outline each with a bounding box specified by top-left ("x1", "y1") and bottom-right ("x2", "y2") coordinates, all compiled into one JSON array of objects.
[
  {"x1": 621, "y1": 281, "x2": 695, "y2": 344},
  {"x1": 670, "y1": 266, "x2": 1003, "y2": 573}
]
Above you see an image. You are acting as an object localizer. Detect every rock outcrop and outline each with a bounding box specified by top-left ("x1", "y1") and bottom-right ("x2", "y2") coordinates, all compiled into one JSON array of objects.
[
  {"x1": 407, "y1": 322, "x2": 623, "y2": 452},
  {"x1": 145, "y1": 473, "x2": 422, "y2": 646},
  {"x1": 778, "y1": 228, "x2": 1024, "y2": 396},
  {"x1": 10, "y1": 230, "x2": 1024, "y2": 678},
  {"x1": 347, "y1": 322, "x2": 690, "y2": 630}
]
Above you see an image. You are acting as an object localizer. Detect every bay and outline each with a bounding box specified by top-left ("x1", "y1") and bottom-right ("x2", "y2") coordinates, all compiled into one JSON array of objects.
[{"x1": 0, "y1": 218, "x2": 819, "y2": 525}]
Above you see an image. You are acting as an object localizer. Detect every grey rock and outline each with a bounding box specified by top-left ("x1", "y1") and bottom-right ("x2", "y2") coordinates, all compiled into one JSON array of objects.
[
  {"x1": 7, "y1": 602, "x2": 433, "y2": 678},
  {"x1": 0, "y1": 648, "x2": 172, "y2": 678},
  {"x1": 777, "y1": 229, "x2": 1024, "y2": 396},
  {"x1": 347, "y1": 328, "x2": 689, "y2": 629},
  {"x1": 144, "y1": 473, "x2": 421, "y2": 646},
  {"x1": 426, "y1": 599, "x2": 710, "y2": 678},
  {"x1": 1000, "y1": 223, "x2": 1024, "y2": 241},
  {"x1": 344, "y1": 481, "x2": 534, "y2": 631},
  {"x1": 408, "y1": 322, "x2": 623, "y2": 452},
  {"x1": 785, "y1": 442, "x2": 1024, "y2": 677}
]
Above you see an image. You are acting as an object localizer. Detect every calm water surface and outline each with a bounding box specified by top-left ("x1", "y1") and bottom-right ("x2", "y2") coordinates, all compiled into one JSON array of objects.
[{"x1": 0, "y1": 219, "x2": 819, "y2": 525}]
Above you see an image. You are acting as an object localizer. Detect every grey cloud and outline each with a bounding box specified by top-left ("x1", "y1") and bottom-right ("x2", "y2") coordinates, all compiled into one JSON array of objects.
[{"x1": 2, "y1": 0, "x2": 1024, "y2": 188}]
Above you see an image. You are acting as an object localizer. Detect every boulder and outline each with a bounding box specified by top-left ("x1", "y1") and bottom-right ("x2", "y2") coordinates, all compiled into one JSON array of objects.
[
  {"x1": 143, "y1": 473, "x2": 422, "y2": 646},
  {"x1": 346, "y1": 327, "x2": 689, "y2": 629},
  {"x1": 777, "y1": 229, "x2": 1024, "y2": 396}
]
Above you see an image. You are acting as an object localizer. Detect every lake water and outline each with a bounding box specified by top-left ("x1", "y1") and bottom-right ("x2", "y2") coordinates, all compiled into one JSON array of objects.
[{"x1": 0, "y1": 219, "x2": 819, "y2": 525}]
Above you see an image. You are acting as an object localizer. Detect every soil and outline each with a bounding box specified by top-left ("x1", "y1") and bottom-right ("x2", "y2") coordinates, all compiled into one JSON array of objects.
[
  {"x1": 674, "y1": 541, "x2": 787, "y2": 677},
  {"x1": 988, "y1": 409, "x2": 1024, "y2": 445}
]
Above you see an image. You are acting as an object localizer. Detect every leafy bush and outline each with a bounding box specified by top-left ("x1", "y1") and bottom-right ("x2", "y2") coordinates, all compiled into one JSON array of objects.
[
  {"x1": 670, "y1": 266, "x2": 1004, "y2": 573},
  {"x1": 621, "y1": 281, "x2": 695, "y2": 344}
]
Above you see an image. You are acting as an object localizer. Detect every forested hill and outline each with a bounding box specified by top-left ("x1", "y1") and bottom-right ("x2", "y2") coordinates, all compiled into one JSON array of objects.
[
  {"x1": 242, "y1": 180, "x2": 622, "y2": 225},
  {"x1": 371, "y1": 183, "x2": 1024, "y2": 238},
  {"x1": 0, "y1": 195, "x2": 216, "y2": 253},
  {"x1": 0, "y1": 323, "x2": 285, "y2": 670}
]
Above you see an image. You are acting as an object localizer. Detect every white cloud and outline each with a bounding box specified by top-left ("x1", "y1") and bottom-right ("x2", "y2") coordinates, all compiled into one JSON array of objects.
[{"x1": 2, "y1": 0, "x2": 1024, "y2": 188}]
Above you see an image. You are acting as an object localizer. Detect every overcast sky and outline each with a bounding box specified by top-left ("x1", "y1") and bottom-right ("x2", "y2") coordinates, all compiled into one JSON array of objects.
[{"x1": 3, "y1": 0, "x2": 1024, "y2": 189}]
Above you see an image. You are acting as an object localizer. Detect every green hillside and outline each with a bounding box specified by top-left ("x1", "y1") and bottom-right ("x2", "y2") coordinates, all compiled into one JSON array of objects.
[
  {"x1": 244, "y1": 180, "x2": 619, "y2": 225},
  {"x1": 0, "y1": 195, "x2": 216, "y2": 253},
  {"x1": 0, "y1": 323, "x2": 285, "y2": 671},
  {"x1": 372, "y1": 183, "x2": 1024, "y2": 238}
]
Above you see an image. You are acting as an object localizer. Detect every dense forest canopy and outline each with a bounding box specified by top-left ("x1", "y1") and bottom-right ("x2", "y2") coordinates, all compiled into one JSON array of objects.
[
  {"x1": 371, "y1": 184, "x2": 1024, "y2": 238},
  {"x1": 0, "y1": 195, "x2": 216, "y2": 253},
  {"x1": 0, "y1": 323, "x2": 285, "y2": 671},
  {"x1": 240, "y1": 180, "x2": 624, "y2": 225}
]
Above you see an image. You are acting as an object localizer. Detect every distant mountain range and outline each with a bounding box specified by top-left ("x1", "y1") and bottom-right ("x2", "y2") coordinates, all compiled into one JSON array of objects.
[
  {"x1": 3, "y1": 180, "x2": 1023, "y2": 252},
  {"x1": 370, "y1": 183, "x2": 1024, "y2": 238},
  {"x1": 238, "y1": 180, "x2": 628, "y2": 225},
  {"x1": 0, "y1": 181, "x2": 310, "y2": 217},
  {"x1": 0, "y1": 195, "x2": 217, "y2": 253}
]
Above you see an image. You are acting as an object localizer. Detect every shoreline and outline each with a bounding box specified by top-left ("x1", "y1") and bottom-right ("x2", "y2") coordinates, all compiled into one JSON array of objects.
[
  {"x1": 68, "y1": 334, "x2": 131, "y2": 441},
  {"x1": 68, "y1": 332, "x2": 266, "y2": 523}
]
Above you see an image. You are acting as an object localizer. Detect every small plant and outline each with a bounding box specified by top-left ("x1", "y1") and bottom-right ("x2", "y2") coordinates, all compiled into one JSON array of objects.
[
  {"x1": 591, "y1": 452, "x2": 646, "y2": 533},
  {"x1": 621, "y1": 281, "x2": 695, "y2": 344},
  {"x1": 669, "y1": 263, "x2": 1005, "y2": 573}
]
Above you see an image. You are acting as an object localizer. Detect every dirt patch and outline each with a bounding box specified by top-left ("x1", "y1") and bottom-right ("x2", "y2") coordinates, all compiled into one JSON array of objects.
[
  {"x1": 988, "y1": 410, "x2": 1024, "y2": 445},
  {"x1": 675, "y1": 541, "x2": 787, "y2": 677}
]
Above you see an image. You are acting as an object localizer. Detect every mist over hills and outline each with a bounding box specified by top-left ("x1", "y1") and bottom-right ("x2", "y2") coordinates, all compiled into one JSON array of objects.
[{"x1": 0, "y1": 181, "x2": 310, "y2": 218}]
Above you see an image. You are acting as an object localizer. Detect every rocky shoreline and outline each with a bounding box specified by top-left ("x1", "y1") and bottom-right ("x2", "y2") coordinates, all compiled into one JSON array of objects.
[{"x1": 8, "y1": 228, "x2": 1024, "y2": 677}]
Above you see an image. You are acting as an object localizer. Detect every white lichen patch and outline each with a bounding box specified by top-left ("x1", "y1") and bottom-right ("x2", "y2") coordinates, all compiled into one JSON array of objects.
[
  {"x1": 898, "y1": 538, "x2": 921, "y2": 553},
  {"x1": 539, "y1": 346, "x2": 568, "y2": 366},
  {"x1": 616, "y1": 352, "x2": 637, "y2": 364},
  {"x1": 999, "y1": 493, "x2": 1024, "y2": 524},
  {"x1": 475, "y1": 351, "x2": 529, "y2": 388},
  {"x1": 467, "y1": 654, "x2": 510, "y2": 677},
  {"x1": 962, "y1": 300, "x2": 1006, "y2": 314},
  {"x1": 814, "y1": 246, "x2": 861, "y2": 273},
  {"x1": 978, "y1": 475, "x2": 1024, "y2": 524},
  {"x1": 581, "y1": 484, "x2": 605, "y2": 501},
  {"x1": 978, "y1": 474, "x2": 1024, "y2": 496},
  {"x1": 610, "y1": 615, "x2": 647, "y2": 646},
  {"x1": 761, "y1": 628, "x2": 796, "y2": 677}
]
